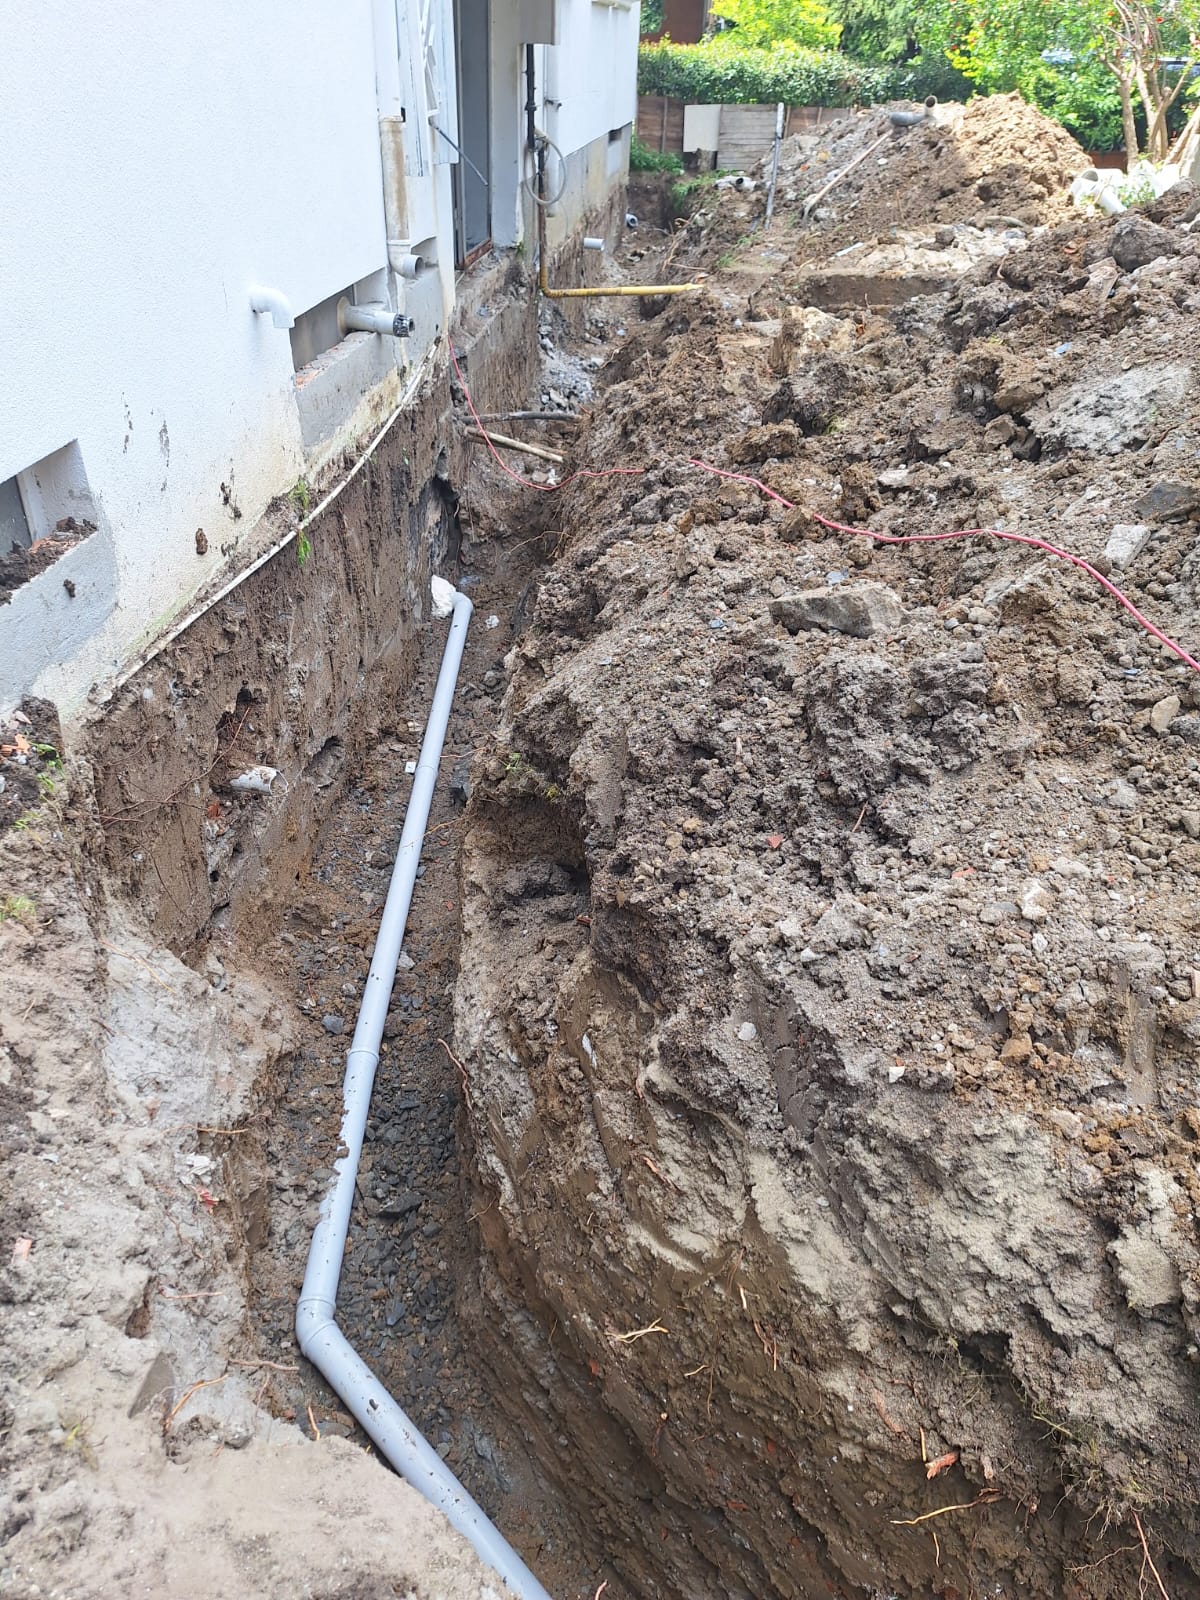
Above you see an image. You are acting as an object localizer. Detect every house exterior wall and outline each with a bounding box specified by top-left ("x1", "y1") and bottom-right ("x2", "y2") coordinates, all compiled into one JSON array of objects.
[{"x1": 0, "y1": 0, "x2": 634, "y2": 723}]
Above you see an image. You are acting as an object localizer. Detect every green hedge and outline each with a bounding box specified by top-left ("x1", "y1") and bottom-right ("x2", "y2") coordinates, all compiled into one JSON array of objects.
[
  {"x1": 637, "y1": 38, "x2": 971, "y2": 108},
  {"x1": 631, "y1": 132, "x2": 685, "y2": 171}
]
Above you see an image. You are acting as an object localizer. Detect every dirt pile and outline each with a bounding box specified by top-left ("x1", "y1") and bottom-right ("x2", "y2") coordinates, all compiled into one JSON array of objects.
[
  {"x1": 0, "y1": 802, "x2": 507, "y2": 1598},
  {"x1": 776, "y1": 93, "x2": 1089, "y2": 231},
  {"x1": 451, "y1": 101, "x2": 1200, "y2": 1600},
  {"x1": 665, "y1": 95, "x2": 1091, "y2": 297}
]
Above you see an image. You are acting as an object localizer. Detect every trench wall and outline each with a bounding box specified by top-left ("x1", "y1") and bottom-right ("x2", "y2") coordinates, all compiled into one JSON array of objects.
[{"x1": 85, "y1": 290, "x2": 536, "y2": 956}]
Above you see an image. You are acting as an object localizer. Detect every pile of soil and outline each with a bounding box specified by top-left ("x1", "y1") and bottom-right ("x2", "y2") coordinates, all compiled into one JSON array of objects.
[
  {"x1": 451, "y1": 100, "x2": 1200, "y2": 1600},
  {"x1": 778, "y1": 93, "x2": 1089, "y2": 230},
  {"x1": 666, "y1": 94, "x2": 1090, "y2": 290},
  {"x1": 0, "y1": 521, "x2": 92, "y2": 606}
]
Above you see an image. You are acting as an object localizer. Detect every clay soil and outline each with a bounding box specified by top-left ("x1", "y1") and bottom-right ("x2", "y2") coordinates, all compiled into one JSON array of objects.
[{"x1": 4, "y1": 90, "x2": 1200, "y2": 1600}]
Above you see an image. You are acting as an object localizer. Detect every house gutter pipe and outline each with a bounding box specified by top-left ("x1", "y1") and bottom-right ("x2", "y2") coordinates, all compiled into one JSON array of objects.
[{"x1": 295, "y1": 589, "x2": 554, "y2": 1600}]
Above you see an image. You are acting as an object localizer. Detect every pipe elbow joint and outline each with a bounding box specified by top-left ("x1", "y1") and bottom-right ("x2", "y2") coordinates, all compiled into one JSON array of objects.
[
  {"x1": 295, "y1": 1293, "x2": 335, "y2": 1358},
  {"x1": 249, "y1": 287, "x2": 295, "y2": 330}
]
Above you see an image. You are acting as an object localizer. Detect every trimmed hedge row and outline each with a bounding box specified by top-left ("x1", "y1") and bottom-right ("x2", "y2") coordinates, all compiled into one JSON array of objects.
[{"x1": 637, "y1": 39, "x2": 971, "y2": 109}]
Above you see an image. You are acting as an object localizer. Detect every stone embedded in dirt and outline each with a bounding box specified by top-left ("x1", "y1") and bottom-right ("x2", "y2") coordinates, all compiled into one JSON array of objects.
[
  {"x1": 1019, "y1": 878, "x2": 1052, "y2": 921},
  {"x1": 1151, "y1": 694, "x2": 1182, "y2": 733},
  {"x1": 377, "y1": 1189, "x2": 423, "y2": 1219},
  {"x1": 1030, "y1": 363, "x2": 1193, "y2": 455},
  {"x1": 728, "y1": 421, "x2": 800, "y2": 463},
  {"x1": 1133, "y1": 479, "x2": 1200, "y2": 522},
  {"x1": 985, "y1": 414, "x2": 1022, "y2": 448},
  {"x1": 992, "y1": 371, "x2": 1045, "y2": 416},
  {"x1": 809, "y1": 898, "x2": 869, "y2": 951},
  {"x1": 1104, "y1": 522, "x2": 1152, "y2": 569},
  {"x1": 770, "y1": 581, "x2": 902, "y2": 638},
  {"x1": 1108, "y1": 1227, "x2": 1181, "y2": 1312},
  {"x1": 1108, "y1": 214, "x2": 1180, "y2": 273},
  {"x1": 1106, "y1": 776, "x2": 1140, "y2": 810},
  {"x1": 322, "y1": 1013, "x2": 345, "y2": 1034}
]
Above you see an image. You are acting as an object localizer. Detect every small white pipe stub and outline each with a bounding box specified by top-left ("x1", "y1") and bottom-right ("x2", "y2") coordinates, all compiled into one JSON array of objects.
[
  {"x1": 248, "y1": 286, "x2": 295, "y2": 329},
  {"x1": 582, "y1": 236, "x2": 605, "y2": 251}
]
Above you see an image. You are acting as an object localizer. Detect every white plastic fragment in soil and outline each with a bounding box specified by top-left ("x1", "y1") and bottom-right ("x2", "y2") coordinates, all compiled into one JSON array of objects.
[
  {"x1": 229, "y1": 764, "x2": 278, "y2": 794},
  {"x1": 431, "y1": 574, "x2": 456, "y2": 618}
]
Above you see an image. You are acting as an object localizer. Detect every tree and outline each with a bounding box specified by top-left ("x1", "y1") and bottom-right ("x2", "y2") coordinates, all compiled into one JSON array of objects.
[
  {"x1": 917, "y1": 0, "x2": 1200, "y2": 159},
  {"x1": 1098, "y1": 0, "x2": 1199, "y2": 159},
  {"x1": 826, "y1": 0, "x2": 922, "y2": 62},
  {"x1": 708, "y1": 0, "x2": 841, "y2": 50}
]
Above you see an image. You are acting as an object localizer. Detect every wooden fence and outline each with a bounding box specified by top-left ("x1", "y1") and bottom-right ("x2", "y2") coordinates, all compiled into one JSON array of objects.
[{"x1": 637, "y1": 95, "x2": 851, "y2": 168}]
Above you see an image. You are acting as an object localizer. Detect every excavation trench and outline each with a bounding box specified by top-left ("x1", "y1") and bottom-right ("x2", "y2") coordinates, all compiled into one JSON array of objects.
[
  {"x1": 243, "y1": 519, "x2": 613, "y2": 1594},
  {"x1": 9, "y1": 103, "x2": 1200, "y2": 1600}
]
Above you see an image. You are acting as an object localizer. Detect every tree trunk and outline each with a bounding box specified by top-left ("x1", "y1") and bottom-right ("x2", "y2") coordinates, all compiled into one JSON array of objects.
[{"x1": 1118, "y1": 79, "x2": 1139, "y2": 166}]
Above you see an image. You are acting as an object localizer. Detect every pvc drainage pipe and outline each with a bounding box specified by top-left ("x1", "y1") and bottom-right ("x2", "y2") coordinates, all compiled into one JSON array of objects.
[{"x1": 295, "y1": 588, "x2": 553, "y2": 1600}]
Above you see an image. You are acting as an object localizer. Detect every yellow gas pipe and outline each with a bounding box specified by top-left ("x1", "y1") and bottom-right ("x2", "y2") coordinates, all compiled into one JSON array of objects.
[{"x1": 534, "y1": 143, "x2": 700, "y2": 300}]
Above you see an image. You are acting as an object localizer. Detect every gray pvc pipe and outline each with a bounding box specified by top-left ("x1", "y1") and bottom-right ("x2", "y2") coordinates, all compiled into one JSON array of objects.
[
  {"x1": 296, "y1": 588, "x2": 554, "y2": 1600},
  {"x1": 341, "y1": 302, "x2": 415, "y2": 339}
]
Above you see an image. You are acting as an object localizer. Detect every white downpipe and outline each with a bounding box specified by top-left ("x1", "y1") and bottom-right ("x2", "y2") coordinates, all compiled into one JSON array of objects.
[{"x1": 295, "y1": 588, "x2": 554, "y2": 1600}]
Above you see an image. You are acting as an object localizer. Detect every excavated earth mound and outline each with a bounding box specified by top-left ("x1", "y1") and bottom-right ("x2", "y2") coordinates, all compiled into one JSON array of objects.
[
  {"x1": 452, "y1": 102, "x2": 1200, "y2": 1600},
  {"x1": 778, "y1": 93, "x2": 1088, "y2": 232}
]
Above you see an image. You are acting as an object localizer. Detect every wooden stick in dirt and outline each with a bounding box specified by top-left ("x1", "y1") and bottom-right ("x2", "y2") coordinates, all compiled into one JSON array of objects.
[
  {"x1": 476, "y1": 410, "x2": 578, "y2": 423},
  {"x1": 802, "y1": 130, "x2": 891, "y2": 220},
  {"x1": 465, "y1": 428, "x2": 564, "y2": 464}
]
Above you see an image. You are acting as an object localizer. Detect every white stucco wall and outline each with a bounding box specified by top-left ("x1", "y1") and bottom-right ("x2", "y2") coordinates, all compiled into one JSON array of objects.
[
  {"x1": 488, "y1": 3, "x2": 638, "y2": 250},
  {"x1": 0, "y1": 0, "x2": 430, "y2": 717},
  {"x1": 545, "y1": 0, "x2": 640, "y2": 157},
  {"x1": 0, "y1": 0, "x2": 635, "y2": 720}
]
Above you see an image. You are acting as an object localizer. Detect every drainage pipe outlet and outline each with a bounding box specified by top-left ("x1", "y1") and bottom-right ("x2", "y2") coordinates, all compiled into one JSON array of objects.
[
  {"x1": 338, "y1": 297, "x2": 415, "y2": 339},
  {"x1": 296, "y1": 587, "x2": 553, "y2": 1600}
]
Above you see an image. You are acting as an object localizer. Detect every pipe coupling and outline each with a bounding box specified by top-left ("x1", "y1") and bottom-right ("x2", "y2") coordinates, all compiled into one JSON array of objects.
[{"x1": 339, "y1": 299, "x2": 415, "y2": 339}]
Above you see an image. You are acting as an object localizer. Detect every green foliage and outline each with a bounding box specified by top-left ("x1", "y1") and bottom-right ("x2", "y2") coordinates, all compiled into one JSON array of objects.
[
  {"x1": 828, "y1": 0, "x2": 921, "y2": 62},
  {"x1": 0, "y1": 894, "x2": 36, "y2": 923},
  {"x1": 915, "y1": 0, "x2": 1198, "y2": 152},
  {"x1": 297, "y1": 530, "x2": 313, "y2": 568},
  {"x1": 1021, "y1": 55, "x2": 1126, "y2": 149},
  {"x1": 917, "y1": 0, "x2": 1091, "y2": 95},
  {"x1": 631, "y1": 131, "x2": 685, "y2": 170},
  {"x1": 288, "y1": 477, "x2": 312, "y2": 516},
  {"x1": 638, "y1": 35, "x2": 968, "y2": 104},
  {"x1": 709, "y1": 0, "x2": 841, "y2": 49},
  {"x1": 640, "y1": 0, "x2": 665, "y2": 33}
]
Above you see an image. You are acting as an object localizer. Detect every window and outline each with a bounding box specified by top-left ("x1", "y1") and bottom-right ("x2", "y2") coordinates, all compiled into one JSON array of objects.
[
  {"x1": 289, "y1": 269, "x2": 390, "y2": 373},
  {"x1": 0, "y1": 440, "x2": 97, "y2": 554}
]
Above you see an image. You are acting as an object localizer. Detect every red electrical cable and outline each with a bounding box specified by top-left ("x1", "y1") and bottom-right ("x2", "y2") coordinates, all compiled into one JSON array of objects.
[
  {"x1": 688, "y1": 460, "x2": 1200, "y2": 674},
  {"x1": 447, "y1": 346, "x2": 1199, "y2": 674},
  {"x1": 449, "y1": 342, "x2": 645, "y2": 493}
]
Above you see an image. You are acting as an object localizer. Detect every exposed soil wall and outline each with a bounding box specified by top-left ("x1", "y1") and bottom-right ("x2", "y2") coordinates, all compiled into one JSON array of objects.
[
  {"x1": 450, "y1": 107, "x2": 1200, "y2": 1600},
  {"x1": 86, "y1": 285, "x2": 539, "y2": 957},
  {"x1": 2, "y1": 289, "x2": 542, "y2": 1597}
]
